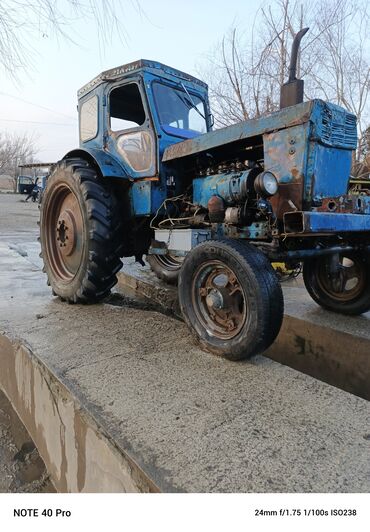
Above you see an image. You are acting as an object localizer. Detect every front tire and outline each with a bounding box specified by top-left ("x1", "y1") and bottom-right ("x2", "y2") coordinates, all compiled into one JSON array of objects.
[
  {"x1": 178, "y1": 239, "x2": 284, "y2": 360},
  {"x1": 40, "y1": 158, "x2": 123, "y2": 303},
  {"x1": 303, "y1": 251, "x2": 370, "y2": 315}
]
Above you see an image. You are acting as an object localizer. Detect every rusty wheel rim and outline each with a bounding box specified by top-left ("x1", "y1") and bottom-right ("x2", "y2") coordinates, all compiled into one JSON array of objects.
[
  {"x1": 43, "y1": 183, "x2": 84, "y2": 281},
  {"x1": 317, "y1": 255, "x2": 366, "y2": 302},
  {"x1": 191, "y1": 260, "x2": 247, "y2": 340}
]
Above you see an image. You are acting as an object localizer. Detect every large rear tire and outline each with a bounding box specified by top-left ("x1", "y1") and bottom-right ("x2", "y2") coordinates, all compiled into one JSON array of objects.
[
  {"x1": 178, "y1": 239, "x2": 284, "y2": 360},
  {"x1": 303, "y1": 251, "x2": 370, "y2": 315},
  {"x1": 40, "y1": 158, "x2": 123, "y2": 303}
]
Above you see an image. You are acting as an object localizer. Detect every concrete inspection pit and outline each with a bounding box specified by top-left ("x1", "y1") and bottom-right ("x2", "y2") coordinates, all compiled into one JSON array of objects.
[{"x1": 0, "y1": 194, "x2": 369, "y2": 492}]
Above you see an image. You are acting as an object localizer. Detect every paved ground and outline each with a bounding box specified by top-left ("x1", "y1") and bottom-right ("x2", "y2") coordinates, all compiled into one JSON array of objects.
[
  {"x1": 0, "y1": 194, "x2": 54, "y2": 493},
  {"x1": 0, "y1": 193, "x2": 370, "y2": 492}
]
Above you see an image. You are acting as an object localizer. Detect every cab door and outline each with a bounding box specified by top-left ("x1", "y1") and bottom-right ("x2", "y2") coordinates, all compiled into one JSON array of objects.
[{"x1": 106, "y1": 80, "x2": 156, "y2": 178}]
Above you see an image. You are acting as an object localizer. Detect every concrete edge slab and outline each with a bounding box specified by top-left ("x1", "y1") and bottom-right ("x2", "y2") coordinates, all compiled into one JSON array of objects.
[
  {"x1": 117, "y1": 271, "x2": 370, "y2": 401},
  {"x1": 0, "y1": 333, "x2": 160, "y2": 493}
]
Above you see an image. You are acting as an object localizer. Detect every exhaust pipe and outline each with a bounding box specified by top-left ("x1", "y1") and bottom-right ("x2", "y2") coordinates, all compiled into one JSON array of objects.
[{"x1": 280, "y1": 27, "x2": 309, "y2": 109}]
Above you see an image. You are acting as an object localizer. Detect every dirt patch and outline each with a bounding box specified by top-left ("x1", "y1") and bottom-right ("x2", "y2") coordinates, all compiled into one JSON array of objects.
[
  {"x1": 0, "y1": 390, "x2": 55, "y2": 493},
  {"x1": 107, "y1": 290, "x2": 181, "y2": 320}
]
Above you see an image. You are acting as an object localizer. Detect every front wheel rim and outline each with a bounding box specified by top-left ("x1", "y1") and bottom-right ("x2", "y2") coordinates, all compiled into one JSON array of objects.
[{"x1": 191, "y1": 260, "x2": 247, "y2": 340}]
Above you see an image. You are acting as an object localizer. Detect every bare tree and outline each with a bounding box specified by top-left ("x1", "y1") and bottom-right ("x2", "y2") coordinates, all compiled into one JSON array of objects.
[
  {"x1": 200, "y1": 1, "x2": 309, "y2": 127},
  {"x1": 200, "y1": 0, "x2": 370, "y2": 161},
  {"x1": 0, "y1": 132, "x2": 39, "y2": 190},
  {"x1": 352, "y1": 125, "x2": 370, "y2": 178},
  {"x1": 0, "y1": 0, "x2": 133, "y2": 79},
  {"x1": 201, "y1": 30, "x2": 252, "y2": 127},
  {"x1": 307, "y1": 1, "x2": 370, "y2": 156}
]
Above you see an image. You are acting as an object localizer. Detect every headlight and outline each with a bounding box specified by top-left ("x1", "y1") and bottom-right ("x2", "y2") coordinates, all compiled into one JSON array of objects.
[{"x1": 254, "y1": 171, "x2": 278, "y2": 197}]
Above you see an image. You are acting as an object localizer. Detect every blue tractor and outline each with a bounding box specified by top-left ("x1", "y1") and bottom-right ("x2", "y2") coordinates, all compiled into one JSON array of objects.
[{"x1": 40, "y1": 31, "x2": 370, "y2": 360}]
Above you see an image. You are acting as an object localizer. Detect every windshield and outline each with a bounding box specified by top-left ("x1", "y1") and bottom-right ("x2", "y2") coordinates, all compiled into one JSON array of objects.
[{"x1": 152, "y1": 82, "x2": 207, "y2": 138}]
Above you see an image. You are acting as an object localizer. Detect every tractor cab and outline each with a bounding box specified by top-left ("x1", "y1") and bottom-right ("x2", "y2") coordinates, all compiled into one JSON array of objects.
[{"x1": 76, "y1": 60, "x2": 212, "y2": 181}]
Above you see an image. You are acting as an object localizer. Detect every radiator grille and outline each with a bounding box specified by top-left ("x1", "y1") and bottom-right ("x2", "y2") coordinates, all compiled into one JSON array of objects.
[{"x1": 320, "y1": 104, "x2": 357, "y2": 149}]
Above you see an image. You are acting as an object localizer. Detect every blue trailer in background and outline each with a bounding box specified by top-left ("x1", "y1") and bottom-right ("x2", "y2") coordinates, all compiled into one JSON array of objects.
[
  {"x1": 39, "y1": 30, "x2": 370, "y2": 361},
  {"x1": 17, "y1": 175, "x2": 34, "y2": 195}
]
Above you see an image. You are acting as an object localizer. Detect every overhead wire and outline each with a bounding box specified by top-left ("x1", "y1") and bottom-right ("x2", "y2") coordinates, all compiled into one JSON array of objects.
[
  {"x1": 0, "y1": 91, "x2": 77, "y2": 121},
  {"x1": 0, "y1": 118, "x2": 74, "y2": 126}
]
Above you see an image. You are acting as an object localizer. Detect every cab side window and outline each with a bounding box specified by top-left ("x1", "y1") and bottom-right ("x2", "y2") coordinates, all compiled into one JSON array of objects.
[
  {"x1": 80, "y1": 95, "x2": 98, "y2": 142},
  {"x1": 110, "y1": 84, "x2": 146, "y2": 131}
]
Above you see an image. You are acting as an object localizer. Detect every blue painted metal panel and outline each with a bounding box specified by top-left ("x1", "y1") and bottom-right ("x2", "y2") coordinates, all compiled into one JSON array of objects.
[
  {"x1": 261, "y1": 101, "x2": 357, "y2": 211},
  {"x1": 161, "y1": 125, "x2": 200, "y2": 139},
  {"x1": 63, "y1": 148, "x2": 128, "y2": 179},
  {"x1": 302, "y1": 212, "x2": 370, "y2": 232},
  {"x1": 311, "y1": 143, "x2": 352, "y2": 200},
  {"x1": 130, "y1": 180, "x2": 151, "y2": 215},
  {"x1": 247, "y1": 222, "x2": 269, "y2": 239},
  {"x1": 130, "y1": 180, "x2": 167, "y2": 216},
  {"x1": 304, "y1": 102, "x2": 357, "y2": 203},
  {"x1": 78, "y1": 59, "x2": 208, "y2": 99}
]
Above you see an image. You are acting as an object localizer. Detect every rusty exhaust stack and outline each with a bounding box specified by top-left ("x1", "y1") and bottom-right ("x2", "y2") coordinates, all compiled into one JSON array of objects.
[{"x1": 280, "y1": 27, "x2": 309, "y2": 109}]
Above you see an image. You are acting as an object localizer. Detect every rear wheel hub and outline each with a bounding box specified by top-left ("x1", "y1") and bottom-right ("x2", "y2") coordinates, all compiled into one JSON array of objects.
[
  {"x1": 43, "y1": 184, "x2": 84, "y2": 281},
  {"x1": 56, "y1": 210, "x2": 76, "y2": 257}
]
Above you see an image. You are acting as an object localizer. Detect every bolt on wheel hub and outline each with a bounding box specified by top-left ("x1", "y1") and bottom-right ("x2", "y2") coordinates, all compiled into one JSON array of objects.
[{"x1": 56, "y1": 210, "x2": 76, "y2": 256}]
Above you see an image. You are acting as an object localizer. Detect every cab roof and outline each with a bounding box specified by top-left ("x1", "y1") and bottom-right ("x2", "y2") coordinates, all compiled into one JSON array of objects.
[{"x1": 78, "y1": 59, "x2": 208, "y2": 98}]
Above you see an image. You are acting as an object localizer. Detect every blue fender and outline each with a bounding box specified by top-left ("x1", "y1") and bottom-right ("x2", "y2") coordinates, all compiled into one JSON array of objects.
[{"x1": 63, "y1": 148, "x2": 129, "y2": 179}]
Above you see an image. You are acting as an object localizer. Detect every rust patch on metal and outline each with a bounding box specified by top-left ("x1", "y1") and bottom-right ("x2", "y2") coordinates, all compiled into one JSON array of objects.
[
  {"x1": 208, "y1": 195, "x2": 225, "y2": 223},
  {"x1": 270, "y1": 183, "x2": 303, "y2": 219},
  {"x1": 263, "y1": 124, "x2": 310, "y2": 219},
  {"x1": 317, "y1": 195, "x2": 365, "y2": 213}
]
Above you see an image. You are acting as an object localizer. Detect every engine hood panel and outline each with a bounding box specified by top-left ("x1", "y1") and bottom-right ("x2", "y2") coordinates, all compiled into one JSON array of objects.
[{"x1": 162, "y1": 100, "x2": 314, "y2": 162}]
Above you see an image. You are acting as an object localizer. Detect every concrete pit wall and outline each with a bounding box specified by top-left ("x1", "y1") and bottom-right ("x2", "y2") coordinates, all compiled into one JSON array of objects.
[{"x1": 0, "y1": 334, "x2": 159, "y2": 493}]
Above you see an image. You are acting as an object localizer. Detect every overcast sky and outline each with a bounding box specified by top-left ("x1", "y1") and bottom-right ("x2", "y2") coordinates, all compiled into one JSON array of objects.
[{"x1": 0, "y1": 0, "x2": 261, "y2": 162}]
